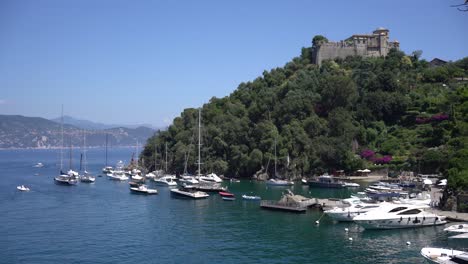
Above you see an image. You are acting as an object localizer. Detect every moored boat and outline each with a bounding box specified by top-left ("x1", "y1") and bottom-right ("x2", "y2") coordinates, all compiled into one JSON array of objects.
[
  {"x1": 170, "y1": 186, "x2": 209, "y2": 199},
  {"x1": 420, "y1": 247, "x2": 467, "y2": 264},
  {"x1": 266, "y1": 178, "x2": 294, "y2": 186},
  {"x1": 307, "y1": 175, "x2": 346, "y2": 188},
  {"x1": 242, "y1": 194, "x2": 261, "y2": 200},
  {"x1": 17, "y1": 185, "x2": 30, "y2": 191},
  {"x1": 353, "y1": 203, "x2": 446, "y2": 229},
  {"x1": 444, "y1": 224, "x2": 468, "y2": 233},
  {"x1": 130, "y1": 185, "x2": 158, "y2": 195},
  {"x1": 324, "y1": 202, "x2": 381, "y2": 222}
]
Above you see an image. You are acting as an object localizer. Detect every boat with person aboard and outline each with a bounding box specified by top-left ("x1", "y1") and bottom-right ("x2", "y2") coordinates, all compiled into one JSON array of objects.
[{"x1": 420, "y1": 247, "x2": 468, "y2": 264}]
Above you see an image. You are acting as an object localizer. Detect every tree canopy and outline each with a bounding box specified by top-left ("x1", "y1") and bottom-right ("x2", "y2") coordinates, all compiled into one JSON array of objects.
[{"x1": 140, "y1": 45, "x2": 468, "y2": 190}]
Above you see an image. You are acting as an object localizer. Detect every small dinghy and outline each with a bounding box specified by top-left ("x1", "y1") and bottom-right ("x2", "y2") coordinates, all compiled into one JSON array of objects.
[
  {"x1": 242, "y1": 194, "x2": 261, "y2": 200},
  {"x1": 17, "y1": 185, "x2": 30, "y2": 191},
  {"x1": 219, "y1": 191, "x2": 235, "y2": 200}
]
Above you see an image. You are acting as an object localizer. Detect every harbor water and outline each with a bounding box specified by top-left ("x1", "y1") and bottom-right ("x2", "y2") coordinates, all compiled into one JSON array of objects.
[{"x1": 0, "y1": 148, "x2": 466, "y2": 264}]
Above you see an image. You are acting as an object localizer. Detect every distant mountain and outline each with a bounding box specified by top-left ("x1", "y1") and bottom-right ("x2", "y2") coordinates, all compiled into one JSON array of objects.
[
  {"x1": 50, "y1": 115, "x2": 159, "y2": 130},
  {"x1": 0, "y1": 115, "x2": 156, "y2": 149}
]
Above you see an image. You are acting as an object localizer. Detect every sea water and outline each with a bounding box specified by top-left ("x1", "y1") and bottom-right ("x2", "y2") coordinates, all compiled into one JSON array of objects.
[{"x1": 0, "y1": 148, "x2": 465, "y2": 264}]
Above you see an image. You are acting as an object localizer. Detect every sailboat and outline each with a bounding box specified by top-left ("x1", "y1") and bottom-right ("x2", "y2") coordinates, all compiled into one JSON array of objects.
[
  {"x1": 54, "y1": 106, "x2": 78, "y2": 185},
  {"x1": 154, "y1": 142, "x2": 177, "y2": 186},
  {"x1": 195, "y1": 109, "x2": 222, "y2": 184},
  {"x1": 171, "y1": 108, "x2": 209, "y2": 199},
  {"x1": 266, "y1": 138, "x2": 293, "y2": 186},
  {"x1": 102, "y1": 133, "x2": 113, "y2": 174},
  {"x1": 80, "y1": 130, "x2": 95, "y2": 183}
]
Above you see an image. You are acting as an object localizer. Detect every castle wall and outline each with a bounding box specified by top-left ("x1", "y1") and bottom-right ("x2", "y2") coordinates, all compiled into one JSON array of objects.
[
  {"x1": 313, "y1": 42, "x2": 367, "y2": 65},
  {"x1": 311, "y1": 28, "x2": 399, "y2": 66}
]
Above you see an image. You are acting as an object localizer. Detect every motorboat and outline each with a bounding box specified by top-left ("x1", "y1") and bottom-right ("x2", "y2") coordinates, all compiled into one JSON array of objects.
[
  {"x1": 145, "y1": 172, "x2": 156, "y2": 179},
  {"x1": 17, "y1": 185, "x2": 30, "y2": 191},
  {"x1": 130, "y1": 185, "x2": 158, "y2": 195},
  {"x1": 179, "y1": 175, "x2": 199, "y2": 185},
  {"x1": 33, "y1": 162, "x2": 44, "y2": 168},
  {"x1": 222, "y1": 196, "x2": 235, "y2": 201},
  {"x1": 301, "y1": 178, "x2": 308, "y2": 185},
  {"x1": 131, "y1": 174, "x2": 144, "y2": 182},
  {"x1": 343, "y1": 182, "x2": 360, "y2": 187},
  {"x1": 154, "y1": 175, "x2": 177, "y2": 186},
  {"x1": 54, "y1": 173, "x2": 78, "y2": 185},
  {"x1": 80, "y1": 172, "x2": 96, "y2": 183},
  {"x1": 420, "y1": 247, "x2": 467, "y2": 264},
  {"x1": 368, "y1": 182, "x2": 403, "y2": 192},
  {"x1": 102, "y1": 166, "x2": 114, "y2": 174},
  {"x1": 266, "y1": 178, "x2": 294, "y2": 186},
  {"x1": 229, "y1": 178, "x2": 240, "y2": 183},
  {"x1": 107, "y1": 161, "x2": 128, "y2": 181},
  {"x1": 353, "y1": 203, "x2": 446, "y2": 229},
  {"x1": 324, "y1": 202, "x2": 381, "y2": 222},
  {"x1": 107, "y1": 170, "x2": 129, "y2": 181},
  {"x1": 449, "y1": 233, "x2": 468, "y2": 239},
  {"x1": 307, "y1": 175, "x2": 345, "y2": 188},
  {"x1": 242, "y1": 194, "x2": 261, "y2": 200},
  {"x1": 198, "y1": 173, "x2": 223, "y2": 183},
  {"x1": 170, "y1": 186, "x2": 209, "y2": 199},
  {"x1": 444, "y1": 224, "x2": 468, "y2": 233}
]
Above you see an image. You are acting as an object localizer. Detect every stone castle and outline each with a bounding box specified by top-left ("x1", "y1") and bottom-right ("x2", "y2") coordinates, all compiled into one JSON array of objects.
[{"x1": 311, "y1": 27, "x2": 400, "y2": 65}]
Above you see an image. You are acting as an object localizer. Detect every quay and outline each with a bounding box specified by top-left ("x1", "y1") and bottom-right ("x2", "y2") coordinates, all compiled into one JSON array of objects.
[{"x1": 260, "y1": 200, "x2": 307, "y2": 213}]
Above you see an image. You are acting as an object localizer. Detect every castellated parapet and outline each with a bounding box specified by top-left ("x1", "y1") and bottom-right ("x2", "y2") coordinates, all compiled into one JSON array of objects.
[{"x1": 311, "y1": 27, "x2": 400, "y2": 65}]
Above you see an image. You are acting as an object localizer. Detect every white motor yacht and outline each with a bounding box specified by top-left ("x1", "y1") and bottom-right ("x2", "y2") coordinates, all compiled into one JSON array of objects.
[
  {"x1": 102, "y1": 166, "x2": 114, "y2": 174},
  {"x1": 324, "y1": 203, "x2": 381, "y2": 222},
  {"x1": 421, "y1": 247, "x2": 467, "y2": 264},
  {"x1": 353, "y1": 203, "x2": 446, "y2": 229},
  {"x1": 107, "y1": 161, "x2": 129, "y2": 181},
  {"x1": 170, "y1": 186, "x2": 209, "y2": 199},
  {"x1": 198, "y1": 173, "x2": 223, "y2": 183},
  {"x1": 444, "y1": 224, "x2": 468, "y2": 233},
  {"x1": 179, "y1": 175, "x2": 199, "y2": 185},
  {"x1": 33, "y1": 162, "x2": 44, "y2": 168},
  {"x1": 266, "y1": 178, "x2": 294, "y2": 186},
  {"x1": 55, "y1": 173, "x2": 78, "y2": 185},
  {"x1": 130, "y1": 185, "x2": 158, "y2": 194},
  {"x1": 17, "y1": 185, "x2": 30, "y2": 191},
  {"x1": 154, "y1": 175, "x2": 177, "y2": 186}
]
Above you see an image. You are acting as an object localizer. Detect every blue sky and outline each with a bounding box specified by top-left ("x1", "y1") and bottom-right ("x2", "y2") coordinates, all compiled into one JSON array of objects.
[{"x1": 1, "y1": 0, "x2": 466, "y2": 127}]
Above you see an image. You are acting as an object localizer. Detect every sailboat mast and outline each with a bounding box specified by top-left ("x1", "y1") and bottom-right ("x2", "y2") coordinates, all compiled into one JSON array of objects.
[
  {"x1": 69, "y1": 138, "x2": 72, "y2": 170},
  {"x1": 197, "y1": 108, "x2": 201, "y2": 176},
  {"x1": 165, "y1": 142, "x2": 168, "y2": 172},
  {"x1": 60, "y1": 105, "x2": 64, "y2": 172},
  {"x1": 274, "y1": 137, "x2": 277, "y2": 177},
  {"x1": 154, "y1": 143, "x2": 157, "y2": 171},
  {"x1": 83, "y1": 130, "x2": 87, "y2": 172},
  {"x1": 105, "y1": 133, "x2": 108, "y2": 167}
]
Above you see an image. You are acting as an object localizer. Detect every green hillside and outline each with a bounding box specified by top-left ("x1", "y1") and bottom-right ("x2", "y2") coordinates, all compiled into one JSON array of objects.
[{"x1": 141, "y1": 44, "x2": 468, "y2": 190}]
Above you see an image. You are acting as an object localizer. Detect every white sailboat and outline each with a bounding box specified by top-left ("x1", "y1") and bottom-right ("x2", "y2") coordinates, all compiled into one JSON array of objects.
[
  {"x1": 102, "y1": 133, "x2": 113, "y2": 174},
  {"x1": 266, "y1": 138, "x2": 293, "y2": 186},
  {"x1": 155, "y1": 142, "x2": 177, "y2": 186},
  {"x1": 80, "y1": 131, "x2": 95, "y2": 183},
  {"x1": 54, "y1": 106, "x2": 78, "y2": 185},
  {"x1": 171, "y1": 108, "x2": 209, "y2": 198}
]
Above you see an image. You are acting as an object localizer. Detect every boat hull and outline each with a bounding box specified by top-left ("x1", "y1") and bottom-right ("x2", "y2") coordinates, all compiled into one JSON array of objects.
[{"x1": 355, "y1": 216, "x2": 446, "y2": 229}]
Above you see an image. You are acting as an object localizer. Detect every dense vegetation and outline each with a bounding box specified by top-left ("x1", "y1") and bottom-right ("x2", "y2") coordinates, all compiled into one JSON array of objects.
[{"x1": 141, "y1": 42, "x2": 468, "y2": 192}]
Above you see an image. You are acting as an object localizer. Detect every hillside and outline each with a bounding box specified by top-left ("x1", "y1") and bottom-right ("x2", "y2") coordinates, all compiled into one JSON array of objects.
[
  {"x1": 140, "y1": 40, "x2": 468, "y2": 196},
  {"x1": 0, "y1": 115, "x2": 155, "y2": 148},
  {"x1": 50, "y1": 115, "x2": 158, "y2": 130}
]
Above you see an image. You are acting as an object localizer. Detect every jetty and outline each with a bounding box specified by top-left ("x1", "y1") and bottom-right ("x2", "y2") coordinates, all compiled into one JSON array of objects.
[{"x1": 260, "y1": 189, "x2": 345, "y2": 212}]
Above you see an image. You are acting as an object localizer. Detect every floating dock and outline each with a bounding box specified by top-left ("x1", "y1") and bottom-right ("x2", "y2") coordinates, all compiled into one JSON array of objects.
[{"x1": 260, "y1": 200, "x2": 307, "y2": 213}]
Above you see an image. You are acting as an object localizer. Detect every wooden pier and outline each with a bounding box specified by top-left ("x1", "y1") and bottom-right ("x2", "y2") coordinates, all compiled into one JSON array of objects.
[{"x1": 260, "y1": 200, "x2": 307, "y2": 213}]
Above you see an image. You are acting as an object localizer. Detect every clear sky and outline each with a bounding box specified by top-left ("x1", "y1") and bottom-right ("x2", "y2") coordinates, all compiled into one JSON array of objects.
[{"x1": 1, "y1": 0, "x2": 467, "y2": 127}]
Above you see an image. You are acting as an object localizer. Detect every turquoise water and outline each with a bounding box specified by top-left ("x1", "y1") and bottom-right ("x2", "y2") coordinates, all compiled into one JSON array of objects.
[{"x1": 0, "y1": 148, "x2": 465, "y2": 263}]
